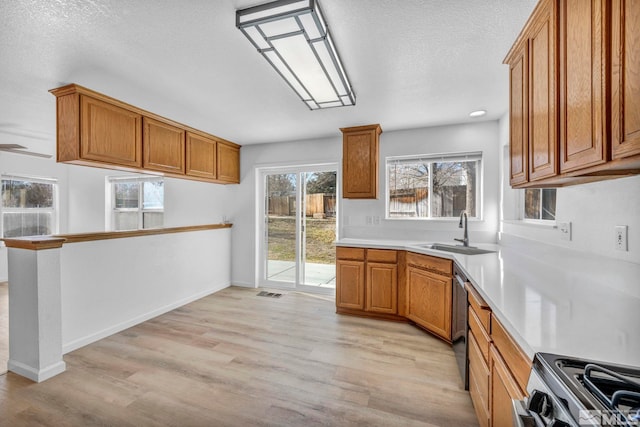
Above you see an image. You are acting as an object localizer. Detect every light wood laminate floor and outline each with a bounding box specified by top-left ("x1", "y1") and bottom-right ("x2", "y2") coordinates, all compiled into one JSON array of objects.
[{"x1": 0, "y1": 286, "x2": 477, "y2": 426}]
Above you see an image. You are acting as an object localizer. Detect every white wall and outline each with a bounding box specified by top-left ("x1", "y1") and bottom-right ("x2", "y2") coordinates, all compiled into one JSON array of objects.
[
  {"x1": 60, "y1": 228, "x2": 231, "y2": 353},
  {"x1": 498, "y1": 114, "x2": 640, "y2": 264},
  {"x1": 231, "y1": 137, "x2": 341, "y2": 287},
  {"x1": 231, "y1": 121, "x2": 502, "y2": 287}
]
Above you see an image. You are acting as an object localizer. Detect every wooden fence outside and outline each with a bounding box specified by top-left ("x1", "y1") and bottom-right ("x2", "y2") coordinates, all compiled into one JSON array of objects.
[{"x1": 268, "y1": 194, "x2": 336, "y2": 217}]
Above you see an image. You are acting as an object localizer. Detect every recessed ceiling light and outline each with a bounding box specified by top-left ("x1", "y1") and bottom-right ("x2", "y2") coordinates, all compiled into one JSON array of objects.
[{"x1": 469, "y1": 110, "x2": 487, "y2": 118}]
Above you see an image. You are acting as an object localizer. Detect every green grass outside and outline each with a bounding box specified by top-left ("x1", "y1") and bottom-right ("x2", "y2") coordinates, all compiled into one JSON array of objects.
[{"x1": 267, "y1": 216, "x2": 336, "y2": 264}]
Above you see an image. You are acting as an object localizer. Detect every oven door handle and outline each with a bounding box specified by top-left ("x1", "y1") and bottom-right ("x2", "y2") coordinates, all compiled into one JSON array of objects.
[{"x1": 512, "y1": 399, "x2": 541, "y2": 427}]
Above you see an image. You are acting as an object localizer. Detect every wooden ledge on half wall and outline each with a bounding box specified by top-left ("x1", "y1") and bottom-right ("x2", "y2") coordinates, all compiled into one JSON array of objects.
[{"x1": 2, "y1": 223, "x2": 232, "y2": 247}]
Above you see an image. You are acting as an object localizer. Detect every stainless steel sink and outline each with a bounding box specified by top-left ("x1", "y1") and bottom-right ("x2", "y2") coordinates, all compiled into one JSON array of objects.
[{"x1": 417, "y1": 243, "x2": 496, "y2": 255}]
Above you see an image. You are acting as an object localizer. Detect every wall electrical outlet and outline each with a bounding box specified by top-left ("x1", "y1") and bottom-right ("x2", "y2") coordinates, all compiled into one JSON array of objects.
[
  {"x1": 558, "y1": 221, "x2": 572, "y2": 241},
  {"x1": 615, "y1": 225, "x2": 628, "y2": 251}
]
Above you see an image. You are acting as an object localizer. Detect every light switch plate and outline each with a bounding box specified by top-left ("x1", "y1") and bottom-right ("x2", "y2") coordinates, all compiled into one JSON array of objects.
[
  {"x1": 558, "y1": 221, "x2": 571, "y2": 241},
  {"x1": 615, "y1": 225, "x2": 628, "y2": 251}
]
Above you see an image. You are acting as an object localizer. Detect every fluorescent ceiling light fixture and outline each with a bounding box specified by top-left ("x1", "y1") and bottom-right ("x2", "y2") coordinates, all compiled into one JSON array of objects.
[
  {"x1": 236, "y1": 0, "x2": 355, "y2": 110},
  {"x1": 469, "y1": 110, "x2": 487, "y2": 118}
]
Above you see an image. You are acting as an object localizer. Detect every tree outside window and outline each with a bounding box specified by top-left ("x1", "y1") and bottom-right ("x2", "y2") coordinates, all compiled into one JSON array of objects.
[
  {"x1": 1, "y1": 175, "x2": 57, "y2": 237},
  {"x1": 387, "y1": 152, "x2": 482, "y2": 219}
]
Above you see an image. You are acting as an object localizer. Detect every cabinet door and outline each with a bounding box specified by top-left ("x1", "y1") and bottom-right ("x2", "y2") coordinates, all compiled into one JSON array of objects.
[
  {"x1": 468, "y1": 332, "x2": 490, "y2": 427},
  {"x1": 80, "y1": 95, "x2": 142, "y2": 167},
  {"x1": 143, "y1": 117, "x2": 186, "y2": 174},
  {"x1": 509, "y1": 40, "x2": 529, "y2": 186},
  {"x1": 612, "y1": 0, "x2": 640, "y2": 159},
  {"x1": 341, "y1": 124, "x2": 381, "y2": 199},
  {"x1": 529, "y1": 0, "x2": 558, "y2": 181},
  {"x1": 490, "y1": 346, "x2": 526, "y2": 427},
  {"x1": 217, "y1": 142, "x2": 240, "y2": 183},
  {"x1": 560, "y1": 0, "x2": 607, "y2": 172},
  {"x1": 406, "y1": 267, "x2": 452, "y2": 341},
  {"x1": 336, "y1": 260, "x2": 365, "y2": 310},
  {"x1": 186, "y1": 132, "x2": 217, "y2": 179},
  {"x1": 365, "y1": 262, "x2": 397, "y2": 314}
]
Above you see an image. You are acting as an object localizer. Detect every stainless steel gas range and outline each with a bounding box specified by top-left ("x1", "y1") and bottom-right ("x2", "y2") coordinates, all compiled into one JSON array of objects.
[{"x1": 513, "y1": 353, "x2": 640, "y2": 427}]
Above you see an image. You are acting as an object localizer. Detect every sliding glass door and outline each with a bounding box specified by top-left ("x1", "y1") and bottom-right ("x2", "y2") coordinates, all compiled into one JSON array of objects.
[{"x1": 259, "y1": 165, "x2": 337, "y2": 293}]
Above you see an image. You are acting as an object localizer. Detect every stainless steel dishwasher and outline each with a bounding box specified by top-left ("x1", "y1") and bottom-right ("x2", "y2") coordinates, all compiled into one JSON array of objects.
[{"x1": 452, "y1": 265, "x2": 469, "y2": 390}]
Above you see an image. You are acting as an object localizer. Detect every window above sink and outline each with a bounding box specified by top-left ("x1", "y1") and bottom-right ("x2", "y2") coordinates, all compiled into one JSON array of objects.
[{"x1": 386, "y1": 151, "x2": 482, "y2": 221}]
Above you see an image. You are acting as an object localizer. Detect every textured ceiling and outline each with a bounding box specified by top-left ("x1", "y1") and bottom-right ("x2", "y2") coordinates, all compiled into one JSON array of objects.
[{"x1": 0, "y1": 0, "x2": 536, "y2": 155}]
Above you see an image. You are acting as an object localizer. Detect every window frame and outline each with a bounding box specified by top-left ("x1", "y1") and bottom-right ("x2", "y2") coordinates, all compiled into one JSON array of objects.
[
  {"x1": 0, "y1": 174, "x2": 59, "y2": 238},
  {"x1": 385, "y1": 151, "x2": 483, "y2": 221},
  {"x1": 107, "y1": 175, "x2": 164, "y2": 231},
  {"x1": 521, "y1": 188, "x2": 557, "y2": 224}
]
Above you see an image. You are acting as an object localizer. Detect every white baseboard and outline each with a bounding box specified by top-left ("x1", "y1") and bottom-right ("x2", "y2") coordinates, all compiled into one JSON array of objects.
[
  {"x1": 62, "y1": 282, "x2": 230, "y2": 354},
  {"x1": 8, "y1": 359, "x2": 67, "y2": 383}
]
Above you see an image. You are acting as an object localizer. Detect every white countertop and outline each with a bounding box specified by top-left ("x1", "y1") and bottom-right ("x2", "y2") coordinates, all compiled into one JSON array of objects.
[{"x1": 336, "y1": 236, "x2": 640, "y2": 368}]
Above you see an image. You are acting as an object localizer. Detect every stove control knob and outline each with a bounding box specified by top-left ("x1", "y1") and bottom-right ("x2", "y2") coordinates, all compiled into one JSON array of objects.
[{"x1": 528, "y1": 390, "x2": 553, "y2": 417}]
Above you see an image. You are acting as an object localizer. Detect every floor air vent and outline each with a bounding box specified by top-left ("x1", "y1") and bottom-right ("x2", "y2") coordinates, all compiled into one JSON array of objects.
[{"x1": 257, "y1": 291, "x2": 283, "y2": 298}]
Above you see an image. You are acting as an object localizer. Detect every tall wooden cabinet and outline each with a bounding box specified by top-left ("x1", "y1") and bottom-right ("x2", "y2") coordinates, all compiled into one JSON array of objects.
[
  {"x1": 505, "y1": 0, "x2": 640, "y2": 188},
  {"x1": 508, "y1": 41, "x2": 529, "y2": 186},
  {"x1": 611, "y1": 0, "x2": 640, "y2": 159},
  {"x1": 559, "y1": 0, "x2": 607, "y2": 173},
  {"x1": 505, "y1": 0, "x2": 558, "y2": 186},
  {"x1": 50, "y1": 84, "x2": 241, "y2": 184},
  {"x1": 341, "y1": 124, "x2": 382, "y2": 199}
]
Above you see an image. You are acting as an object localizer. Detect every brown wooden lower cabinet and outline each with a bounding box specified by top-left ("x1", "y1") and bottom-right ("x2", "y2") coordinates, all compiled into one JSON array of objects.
[
  {"x1": 406, "y1": 265, "x2": 452, "y2": 341},
  {"x1": 336, "y1": 247, "x2": 401, "y2": 319},
  {"x1": 366, "y1": 262, "x2": 397, "y2": 314},
  {"x1": 490, "y1": 345, "x2": 527, "y2": 427},
  {"x1": 468, "y1": 331, "x2": 490, "y2": 427},
  {"x1": 336, "y1": 259, "x2": 365, "y2": 310}
]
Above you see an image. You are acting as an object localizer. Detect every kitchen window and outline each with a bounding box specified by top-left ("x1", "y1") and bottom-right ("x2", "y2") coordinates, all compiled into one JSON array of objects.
[
  {"x1": 108, "y1": 176, "x2": 164, "y2": 231},
  {"x1": 1, "y1": 174, "x2": 58, "y2": 238},
  {"x1": 523, "y1": 188, "x2": 556, "y2": 222},
  {"x1": 386, "y1": 152, "x2": 482, "y2": 219}
]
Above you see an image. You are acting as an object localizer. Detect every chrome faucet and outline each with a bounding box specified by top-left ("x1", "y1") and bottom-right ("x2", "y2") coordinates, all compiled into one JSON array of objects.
[{"x1": 454, "y1": 211, "x2": 469, "y2": 247}]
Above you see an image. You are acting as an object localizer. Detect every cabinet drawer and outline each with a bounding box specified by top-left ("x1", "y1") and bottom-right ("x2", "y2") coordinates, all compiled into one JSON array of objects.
[
  {"x1": 466, "y1": 284, "x2": 491, "y2": 333},
  {"x1": 366, "y1": 249, "x2": 397, "y2": 263},
  {"x1": 469, "y1": 308, "x2": 491, "y2": 363},
  {"x1": 491, "y1": 317, "x2": 532, "y2": 393},
  {"x1": 336, "y1": 247, "x2": 365, "y2": 261},
  {"x1": 406, "y1": 252, "x2": 452, "y2": 276},
  {"x1": 468, "y1": 331, "x2": 490, "y2": 427}
]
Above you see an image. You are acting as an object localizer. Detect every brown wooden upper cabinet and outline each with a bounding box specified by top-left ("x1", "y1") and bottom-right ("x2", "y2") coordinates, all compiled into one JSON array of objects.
[
  {"x1": 611, "y1": 0, "x2": 640, "y2": 160},
  {"x1": 559, "y1": 0, "x2": 607, "y2": 173},
  {"x1": 79, "y1": 95, "x2": 143, "y2": 168},
  {"x1": 50, "y1": 83, "x2": 241, "y2": 185},
  {"x1": 504, "y1": 0, "x2": 640, "y2": 188},
  {"x1": 186, "y1": 132, "x2": 217, "y2": 180},
  {"x1": 217, "y1": 141, "x2": 241, "y2": 184},
  {"x1": 505, "y1": 0, "x2": 557, "y2": 186},
  {"x1": 143, "y1": 117, "x2": 186, "y2": 174},
  {"x1": 341, "y1": 124, "x2": 382, "y2": 199}
]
